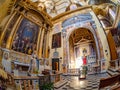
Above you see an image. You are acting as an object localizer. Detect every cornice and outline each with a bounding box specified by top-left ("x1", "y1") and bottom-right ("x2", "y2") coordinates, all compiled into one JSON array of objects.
[
  {"x1": 18, "y1": 1, "x2": 53, "y2": 27},
  {"x1": 52, "y1": 5, "x2": 92, "y2": 23}
]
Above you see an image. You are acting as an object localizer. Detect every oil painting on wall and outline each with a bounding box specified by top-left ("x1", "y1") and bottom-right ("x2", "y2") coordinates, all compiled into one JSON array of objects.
[
  {"x1": 111, "y1": 22, "x2": 120, "y2": 56},
  {"x1": 52, "y1": 32, "x2": 61, "y2": 49},
  {"x1": 53, "y1": 23, "x2": 61, "y2": 33},
  {"x1": 2, "y1": 14, "x2": 20, "y2": 48},
  {"x1": 12, "y1": 18, "x2": 39, "y2": 55}
]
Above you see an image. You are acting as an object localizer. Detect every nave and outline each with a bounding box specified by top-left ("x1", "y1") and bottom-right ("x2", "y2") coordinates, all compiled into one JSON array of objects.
[
  {"x1": 55, "y1": 74, "x2": 107, "y2": 90},
  {"x1": 0, "y1": 0, "x2": 120, "y2": 90}
]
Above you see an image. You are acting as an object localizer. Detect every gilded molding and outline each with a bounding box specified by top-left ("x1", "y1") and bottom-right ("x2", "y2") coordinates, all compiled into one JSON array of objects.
[
  {"x1": 6, "y1": 15, "x2": 23, "y2": 49},
  {"x1": 104, "y1": 5, "x2": 120, "y2": 30},
  {"x1": 0, "y1": 11, "x2": 17, "y2": 46},
  {"x1": 10, "y1": 17, "x2": 23, "y2": 49},
  {"x1": 52, "y1": 6, "x2": 92, "y2": 23},
  {"x1": 38, "y1": 28, "x2": 45, "y2": 58},
  {"x1": 18, "y1": 1, "x2": 53, "y2": 27},
  {"x1": 37, "y1": 27, "x2": 42, "y2": 55},
  {"x1": 45, "y1": 30, "x2": 50, "y2": 58},
  {"x1": 112, "y1": 5, "x2": 120, "y2": 28},
  {"x1": 52, "y1": 3, "x2": 117, "y2": 24},
  {"x1": 14, "y1": 8, "x2": 50, "y2": 30}
]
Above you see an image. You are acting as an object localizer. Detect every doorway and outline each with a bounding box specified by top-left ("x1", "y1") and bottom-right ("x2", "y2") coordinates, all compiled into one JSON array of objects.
[
  {"x1": 68, "y1": 28, "x2": 98, "y2": 74},
  {"x1": 52, "y1": 58, "x2": 59, "y2": 71}
]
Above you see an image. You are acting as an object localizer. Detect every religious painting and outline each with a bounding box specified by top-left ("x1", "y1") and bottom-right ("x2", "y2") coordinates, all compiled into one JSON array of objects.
[
  {"x1": 108, "y1": 5, "x2": 117, "y2": 24},
  {"x1": 2, "y1": 13, "x2": 20, "y2": 48},
  {"x1": 111, "y1": 22, "x2": 120, "y2": 55},
  {"x1": 52, "y1": 32, "x2": 61, "y2": 48},
  {"x1": 12, "y1": 18, "x2": 39, "y2": 55}
]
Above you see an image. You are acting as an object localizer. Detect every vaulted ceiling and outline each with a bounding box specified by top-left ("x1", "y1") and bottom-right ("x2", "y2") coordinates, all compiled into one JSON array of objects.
[
  {"x1": 31, "y1": 0, "x2": 113, "y2": 17},
  {"x1": 31, "y1": 0, "x2": 87, "y2": 17},
  {"x1": 69, "y1": 28, "x2": 94, "y2": 45}
]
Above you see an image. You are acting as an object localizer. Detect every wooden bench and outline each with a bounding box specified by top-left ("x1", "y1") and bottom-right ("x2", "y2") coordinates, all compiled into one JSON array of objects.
[
  {"x1": 111, "y1": 84, "x2": 120, "y2": 90},
  {"x1": 99, "y1": 74, "x2": 120, "y2": 90}
]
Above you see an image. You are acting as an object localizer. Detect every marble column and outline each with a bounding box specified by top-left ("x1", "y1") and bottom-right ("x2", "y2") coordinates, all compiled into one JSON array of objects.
[
  {"x1": 38, "y1": 26, "x2": 45, "y2": 58},
  {"x1": 62, "y1": 29, "x2": 67, "y2": 73},
  {"x1": 37, "y1": 27, "x2": 42, "y2": 55},
  {"x1": 43, "y1": 31, "x2": 47, "y2": 58},
  {"x1": 45, "y1": 29, "x2": 50, "y2": 58},
  {"x1": 6, "y1": 15, "x2": 23, "y2": 49}
]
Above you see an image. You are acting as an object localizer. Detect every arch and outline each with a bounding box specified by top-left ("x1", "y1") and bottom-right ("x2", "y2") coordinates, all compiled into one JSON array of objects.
[
  {"x1": 65, "y1": 26, "x2": 101, "y2": 67},
  {"x1": 28, "y1": 9, "x2": 45, "y2": 22}
]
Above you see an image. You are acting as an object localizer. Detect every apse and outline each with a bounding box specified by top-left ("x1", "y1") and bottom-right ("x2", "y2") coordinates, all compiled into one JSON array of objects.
[{"x1": 69, "y1": 28, "x2": 97, "y2": 73}]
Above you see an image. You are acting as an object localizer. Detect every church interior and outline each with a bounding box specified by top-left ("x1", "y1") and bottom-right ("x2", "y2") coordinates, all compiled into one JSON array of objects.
[{"x1": 0, "y1": 0, "x2": 120, "y2": 90}]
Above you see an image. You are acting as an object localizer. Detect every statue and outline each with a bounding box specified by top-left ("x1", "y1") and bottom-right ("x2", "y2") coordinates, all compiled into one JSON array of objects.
[
  {"x1": 2, "y1": 52, "x2": 11, "y2": 73},
  {"x1": 28, "y1": 51, "x2": 39, "y2": 74}
]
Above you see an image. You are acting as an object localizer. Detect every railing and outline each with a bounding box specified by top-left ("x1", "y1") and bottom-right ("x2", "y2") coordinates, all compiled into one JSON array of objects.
[
  {"x1": 110, "y1": 58, "x2": 120, "y2": 69},
  {"x1": 14, "y1": 76, "x2": 40, "y2": 90},
  {"x1": 67, "y1": 68, "x2": 80, "y2": 75},
  {"x1": 13, "y1": 73, "x2": 62, "y2": 90}
]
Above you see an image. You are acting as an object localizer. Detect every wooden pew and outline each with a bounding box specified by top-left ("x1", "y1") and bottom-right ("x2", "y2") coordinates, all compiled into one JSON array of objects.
[
  {"x1": 99, "y1": 74, "x2": 120, "y2": 90},
  {"x1": 111, "y1": 84, "x2": 120, "y2": 90}
]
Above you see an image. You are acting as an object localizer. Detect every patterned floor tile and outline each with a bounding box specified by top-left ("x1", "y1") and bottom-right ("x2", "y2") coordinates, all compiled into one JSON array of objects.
[{"x1": 55, "y1": 73, "x2": 109, "y2": 90}]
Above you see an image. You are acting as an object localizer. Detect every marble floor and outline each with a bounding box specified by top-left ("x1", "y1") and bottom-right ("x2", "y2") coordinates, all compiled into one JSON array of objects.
[{"x1": 55, "y1": 73, "x2": 109, "y2": 90}]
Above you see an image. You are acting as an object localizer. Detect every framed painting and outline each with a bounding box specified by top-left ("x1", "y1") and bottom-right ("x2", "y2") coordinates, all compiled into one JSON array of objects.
[
  {"x1": 52, "y1": 32, "x2": 61, "y2": 48},
  {"x1": 12, "y1": 18, "x2": 39, "y2": 55},
  {"x1": 111, "y1": 22, "x2": 120, "y2": 53}
]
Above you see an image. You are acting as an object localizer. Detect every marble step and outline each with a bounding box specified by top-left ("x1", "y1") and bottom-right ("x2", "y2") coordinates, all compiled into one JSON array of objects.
[
  {"x1": 107, "y1": 70, "x2": 119, "y2": 76},
  {"x1": 106, "y1": 73, "x2": 111, "y2": 77},
  {"x1": 108, "y1": 68, "x2": 118, "y2": 72},
  {"x1": 54, "y1": 79, "x2": 68, "y2": 89}
]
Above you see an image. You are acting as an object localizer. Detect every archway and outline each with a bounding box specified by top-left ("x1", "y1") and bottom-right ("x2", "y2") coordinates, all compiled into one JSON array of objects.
[{"x1": 67, "y1": 27, "x2": 100, "y2": 74}]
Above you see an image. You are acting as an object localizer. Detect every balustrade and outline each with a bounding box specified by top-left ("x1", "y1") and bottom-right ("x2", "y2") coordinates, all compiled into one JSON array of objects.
[
  {"x1": 67, "y1": 68, "x2": 80, "y2": 75},
  {"x1": 110, "y1": 58, "x2": 120, "y2": 70},
  {"x1": 12, "y1": 72, "x2": 62, "y2": 90}
]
